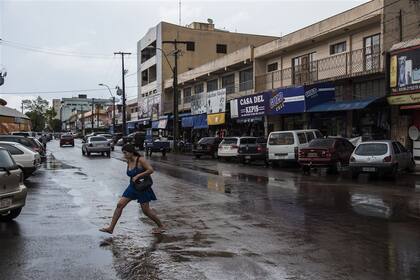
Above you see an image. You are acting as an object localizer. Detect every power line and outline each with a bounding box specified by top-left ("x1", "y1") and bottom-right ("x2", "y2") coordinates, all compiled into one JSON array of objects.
[
  {"x1": 0, "y1": 85, "x2": 139, "y2": 95},
  {"x1": 0, "y1": 39, "x2": 138, "y2": 59}
]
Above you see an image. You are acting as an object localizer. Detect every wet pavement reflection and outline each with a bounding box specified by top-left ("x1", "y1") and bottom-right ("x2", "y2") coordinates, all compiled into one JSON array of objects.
[{"x1": 2, "y1": 141, "x2": 420, "y2": 280}]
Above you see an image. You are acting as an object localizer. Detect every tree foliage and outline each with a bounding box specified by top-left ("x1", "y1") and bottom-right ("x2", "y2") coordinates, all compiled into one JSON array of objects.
[{"x1": 23, "y1": 96, "x2": 60, "y2": 131}]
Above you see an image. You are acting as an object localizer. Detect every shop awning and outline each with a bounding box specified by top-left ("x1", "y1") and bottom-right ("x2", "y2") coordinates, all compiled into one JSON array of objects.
[
  {"x1": 182, "y1": 116, "x2": 194, "y2": 128},
  {"x1": 193, "y1": 114, "x2": 208, "y2": 129},
  {"x1": 308, "y1": 97, "x2": 381, "y2": 113}
]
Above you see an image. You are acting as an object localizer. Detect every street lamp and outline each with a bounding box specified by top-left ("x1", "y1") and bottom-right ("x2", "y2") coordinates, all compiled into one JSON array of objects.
[{"x1": 99, "y1": 83, "x2": 116, "y2": 134}]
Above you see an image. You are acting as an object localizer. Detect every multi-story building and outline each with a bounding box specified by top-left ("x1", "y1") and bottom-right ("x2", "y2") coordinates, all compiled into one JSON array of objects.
[
  {"x1": 52, "y1": 99, "x2": 61, "y2": 120},
  {"x1": 137, "y1": 20, "x2": 278, "y2": 122}
]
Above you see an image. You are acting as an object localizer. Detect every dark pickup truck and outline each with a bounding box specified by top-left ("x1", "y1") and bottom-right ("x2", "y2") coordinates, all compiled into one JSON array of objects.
[{"x1": 237, "y1": 137, "x2": 268, "y2": 165}]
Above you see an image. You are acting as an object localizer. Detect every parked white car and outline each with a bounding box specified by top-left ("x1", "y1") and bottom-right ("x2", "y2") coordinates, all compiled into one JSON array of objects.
[
  {"x1": 0, "y1": 141, "x2": 42, "y2": 179},
  {"x1": 0, "y1": 147, "x2": 27, "y2": 221},
  {"x1": 267, "y1": 129, "x2": 322, "y2": 165},
  {"x1": 82, "y1": 136, "x2": 112, "y2": 157},
  {"x1": 218, "y1": 137, "x2": 240, "y2": 160},
  {"x1": 350, "y1": 140, "x2": 415, "y2": 179}
]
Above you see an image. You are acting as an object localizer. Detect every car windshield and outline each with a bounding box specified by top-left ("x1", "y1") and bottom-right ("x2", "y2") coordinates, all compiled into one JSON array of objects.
[
  {"x1": 268, "y1": 133, "x2": 294, "y2": 145},
  {"x1": 0, "y1": 150, "x2": 15, "y2": 169},
  {"x1": 198, "y1": 138, "x2": 215, "y2": 144},
  {"x1": 309, "y1": 139, "x2": 335, "y2": 148},
  {"x1": 90, "y1": 136, "x2": 107, "y2": 142},
  {"x1": 355, "y1": 143, "x2": 388, "y2": 156},
  {"x1": 221, "y1": 138, "x2": 238, "y2": 145}
]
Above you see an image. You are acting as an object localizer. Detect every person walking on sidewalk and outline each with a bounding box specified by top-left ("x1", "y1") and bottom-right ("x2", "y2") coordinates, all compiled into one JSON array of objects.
[{"x1": 100, "y1": 144, "x2": 165, "y2": 234}]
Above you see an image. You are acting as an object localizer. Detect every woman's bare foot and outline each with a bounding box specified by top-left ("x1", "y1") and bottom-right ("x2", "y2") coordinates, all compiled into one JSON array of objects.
[
  {"x1": 152, "y1": 226, "x2": 166, "y2": 234},
  {"x1": 99, "y1": 227, "x2": 113, "y2": 234}
]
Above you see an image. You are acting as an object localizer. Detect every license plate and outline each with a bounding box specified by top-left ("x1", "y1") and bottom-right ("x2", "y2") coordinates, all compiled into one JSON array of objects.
[
  {"x1": 307, "y1": 153, "x2": 317, "y2": 157},
  {"x1": 223, "y1": 146, "x2": 229, "y2": 150},
  {"x1": 245, "y1": 156, "x2": 251, "y2": 159},
  {"x1": 363, "y1": 167, "x2": 376, "y2": 172},
  {"x1": 0, "y1": 198, "x2": 12, "y2": 209},
  {"x1": 275, "y1": 153, "x2": 287, "y2": 157}
]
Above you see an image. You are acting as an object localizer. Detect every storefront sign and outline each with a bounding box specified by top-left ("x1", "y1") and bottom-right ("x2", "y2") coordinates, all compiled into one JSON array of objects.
[
  {"x1": 304, "y1": 83, "x2": 335, "y2": 110},
  {"x1": 267, "y1": 87, "x2": 305, "y2": 115},
  {"x1": 207, "y1": 113, "x2": 225, "y2": 125},
  {"x1": 207, "y1": 89, "x2": 226, "y2": 115},
  {"x1": 390, "y1": 55, "x2": 397, "y2": 88},
  {"x1": 390, "y1": 45, "x2": 420, "y2": 94},
  {"x1": 388, "y1": 92, "x2": 420, "y2": 105},
  {"x1": 230, "y1": 92, "x2": 268, "y2": 119},
  {"x1": 191, "y1": 92, "x2": 207, "y2": 115}
]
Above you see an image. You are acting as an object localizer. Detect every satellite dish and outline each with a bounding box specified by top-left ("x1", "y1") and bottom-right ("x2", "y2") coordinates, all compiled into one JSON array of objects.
[{"x1": 409, "y1": 125, "x2": 419, "y2": 141}]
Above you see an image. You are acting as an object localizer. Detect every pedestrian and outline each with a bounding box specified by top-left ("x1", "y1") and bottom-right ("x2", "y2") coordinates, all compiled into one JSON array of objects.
[
  {"x1": 100, "y1": 143, "x2": 165, "y2": 234},
  {"x1": 134, "y1": 131, "x2": 143, "y2": 150},
  {"x1": 41, "y1": 134, "x2": 47, "y2": 150}
]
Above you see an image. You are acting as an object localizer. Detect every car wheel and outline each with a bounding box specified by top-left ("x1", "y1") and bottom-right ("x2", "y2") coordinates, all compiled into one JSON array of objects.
[
  {"x1": 212, "y1": 151, "x2": 218, "y2": 159},
  {"x1": 390, "y1": 164, "x2": 398, "y2": 179},
  {"x1": 72, "y1": 144, "x2": 74, "y2": 147},
  {"x1": 0, "y1": 207, "x2": 23, "y2": 222},
  {"x1": 60, "y1": 144, "x2": 63, "y2": 147},
  {"x1": 351, "y1": 170, "x2": 359, "y2": 179},
  {"x1": 330, "y1": 161, "x2": 342, "y2": 174},
  {"x1": 407, "y1": 159, "x2": 416, "y2": 173},
  {"x1": 87, "y1": 152, "x2": 91, "y2": 157},
  {"x1": 112, "y1": 147, "x2": 114, "y2": 151},
  {"x1": 107, "y1": 151, "x2": 111, "y2": 158},
  {"x1": 82, "y1": 148, "x2": 85, "y2": 156}
]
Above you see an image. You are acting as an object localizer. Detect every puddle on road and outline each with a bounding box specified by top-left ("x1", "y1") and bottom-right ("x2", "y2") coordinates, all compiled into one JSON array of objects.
[{"x1": 43, "y1": 154, "x2": 77, "y2": 170}]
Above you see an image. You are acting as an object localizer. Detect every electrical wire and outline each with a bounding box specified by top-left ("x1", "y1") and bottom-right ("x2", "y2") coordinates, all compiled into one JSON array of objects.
[{"x1": 0, "y1": 85, "x2": 139, "y2": 95}]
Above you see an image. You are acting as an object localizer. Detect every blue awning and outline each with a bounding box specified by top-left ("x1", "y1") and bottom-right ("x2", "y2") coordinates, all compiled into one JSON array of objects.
[
  {"x1": 169, "y1": 112, "x2": 191, "y2": 120},
  {"x1": 182, "y1": 116, "x2": 194, "y2": 128},
  {"x1": 308, "y1": 97, "x2": 381, "y2": 112},
  {"x1": 193, "y1": 114, "x2": 208, "y2": 129}
]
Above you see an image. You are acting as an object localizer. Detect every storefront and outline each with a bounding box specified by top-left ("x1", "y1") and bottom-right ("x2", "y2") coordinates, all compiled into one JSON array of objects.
[
  {"x1": 388, "y1": 39, "x2": 420, "y2": 154},
  {"x1": 0, "y1": 100, "x2": 31, "y2": 134}
]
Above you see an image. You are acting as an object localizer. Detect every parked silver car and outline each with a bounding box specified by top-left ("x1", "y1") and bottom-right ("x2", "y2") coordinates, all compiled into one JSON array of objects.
[
  {"x1": 0, "y1": 147, "x2": 27, "y2": 221},
  {"x1": 82, "y1": 136, "x2": 111, "y2": 157},
  {"x1": 0, "y1": 141, "x2": 42, "y2": 179},
  {"x1": 350, "y1": 140, "x2": 415, "y2": 179}
]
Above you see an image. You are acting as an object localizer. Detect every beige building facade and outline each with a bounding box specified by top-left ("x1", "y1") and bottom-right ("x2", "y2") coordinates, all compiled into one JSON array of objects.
[{"x1": 137, "y1": 21, "x2": 277, "y2": 121}]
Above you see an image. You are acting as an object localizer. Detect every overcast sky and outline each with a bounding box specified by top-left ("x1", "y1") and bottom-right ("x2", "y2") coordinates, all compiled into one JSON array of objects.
[{"x1": 0, "y1": 0, "x2": 368, "y2": 111}]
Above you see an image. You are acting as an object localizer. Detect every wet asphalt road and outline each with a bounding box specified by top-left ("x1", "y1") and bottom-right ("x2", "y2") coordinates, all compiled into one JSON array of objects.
[{"x1": 1, "y1": 140, "x2": 420, "y2": 280}]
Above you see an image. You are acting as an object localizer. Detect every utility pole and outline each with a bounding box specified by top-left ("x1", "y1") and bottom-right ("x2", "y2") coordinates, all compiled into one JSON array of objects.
[
  {"x1": 96, "y1": 103, "x2": 100, "y2": 128},
  {"x1": 114, "y1": 51, "x2": 131, "y2": 136},
  {"x1": 162, "y1": 39, "x2": 191, "y2": 152}
]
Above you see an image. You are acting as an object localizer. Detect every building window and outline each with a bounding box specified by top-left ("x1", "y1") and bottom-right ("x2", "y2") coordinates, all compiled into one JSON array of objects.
[
  {"x1": 149, "y1": 65, "x2": 157, "y2": 83},
  {"x1": 216, "y1": 44, "x2": 227, "y2": 54},
  {"x1": 141, "y1": 41, "x2": 156, "y2": 63},
  {"x1": 267, "y1": 62, "x2": 278, "y2": 72},
  {"x1": 222, "y1": 74, "x2": 235, "y2": 94},
  {"x1": 330, "y1": 41, "x2": 346, "y2": 55},
  {"x1": 141, "y1": 69, "x2": 148, "y2": 86},
  {"x1": 364, "y1": 34, "x2": 381, "y2": 71},
  {"x1": 239, "y1": 68, "x2": 253, "y2": 91},
  {"x1": 194, "y1": 83, "x2": 204, "y2": 94},
  {"x1": 207, "y1": 79, "x2": 218, "y2": 92},
  {"x1": 186, "y1": 42, "x2": 195, "y2": 51},
  {"x1": 292, "y1": 52, "x2": 316, "y2": 85},
  {"x1": 183, "y1": 87, "x2": 192, "y2": 103}
]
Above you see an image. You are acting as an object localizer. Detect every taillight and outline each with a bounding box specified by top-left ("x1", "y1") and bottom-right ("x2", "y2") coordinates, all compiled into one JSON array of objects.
[
  {"x1": 350, "y1": 156, "x2": 355, "y2": 162},
  {"x1": 383, "y1": 155, "x2": 392, "y2": 163},
  {"x1": 231, "y1": 145, "x2": 239, "y2": 149},
  {"x1": 321, "y1": 150, "x2": 331, "y2": 158},
  {"x1": 299, "y1": 150, "x2": 304, "y2": 158},
  {"x1": 207, "y1": 146, "x2": 212, "y2": 151},
  {"x1": 257, "y1": 145, "x2": 262, "y2": 152}
]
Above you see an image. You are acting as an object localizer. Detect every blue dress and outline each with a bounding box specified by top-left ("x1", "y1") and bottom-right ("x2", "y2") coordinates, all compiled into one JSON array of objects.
[{"x1": 122, "y1": 162, "x2": 157, "y2": 204}]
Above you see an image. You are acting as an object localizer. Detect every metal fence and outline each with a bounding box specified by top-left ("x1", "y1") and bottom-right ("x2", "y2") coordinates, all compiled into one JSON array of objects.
[{"x1": 255, "y1": 45, "x2": 382, "y2": 91}]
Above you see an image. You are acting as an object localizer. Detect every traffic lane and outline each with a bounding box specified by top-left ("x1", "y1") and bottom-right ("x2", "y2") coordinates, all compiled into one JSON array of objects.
[
  {"x1": 52, "y1": 141, "x2": 420, "y2": 279},
  {"x1": 0, "y1": 154, "x2": 118, "y2": 280},
  {"x1": 143, "y1": 154, "x2": 420, "y2": 280}
]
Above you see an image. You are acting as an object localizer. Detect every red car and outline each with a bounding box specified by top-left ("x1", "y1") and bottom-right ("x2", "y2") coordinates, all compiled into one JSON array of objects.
[
  {"x1": 60, "y1": 134, "x2": 74, "y2": 147},
  {"x1": 298, "y1": 137, "x2": 354, "y2": 173}
]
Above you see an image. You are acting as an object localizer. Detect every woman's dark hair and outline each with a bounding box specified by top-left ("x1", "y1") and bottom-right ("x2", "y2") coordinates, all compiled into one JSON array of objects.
[{"x1": 122, "y1": 144, "x2": 140, "y2": 156}]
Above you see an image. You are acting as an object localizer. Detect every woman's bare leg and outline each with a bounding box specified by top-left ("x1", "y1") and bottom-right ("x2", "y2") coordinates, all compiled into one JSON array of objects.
[
  {"x1": 141, "y1": 203, "x2": 164, "y2": 232},
  {"x1": 100, "y1": 197, "x2": 131, "y2": 234}
]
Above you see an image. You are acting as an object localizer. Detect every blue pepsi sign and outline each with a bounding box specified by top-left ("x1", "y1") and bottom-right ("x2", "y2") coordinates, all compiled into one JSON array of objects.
[{"x1": 267, "y1": 86, "x2": 305, "y2": 115}]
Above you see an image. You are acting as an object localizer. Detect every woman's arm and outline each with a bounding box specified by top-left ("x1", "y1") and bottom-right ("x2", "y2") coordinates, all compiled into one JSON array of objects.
[{"x1": 133, "y1": 157, "x2": 154, "y2": 181}]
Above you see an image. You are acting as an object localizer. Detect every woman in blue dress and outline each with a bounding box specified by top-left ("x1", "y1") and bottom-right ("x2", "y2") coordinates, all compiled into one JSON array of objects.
[{"x1": 100, "y1": 144, "x2": 165, "y2": 234}]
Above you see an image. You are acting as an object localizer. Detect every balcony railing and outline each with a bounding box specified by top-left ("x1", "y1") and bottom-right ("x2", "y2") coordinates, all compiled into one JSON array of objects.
[{"x1": 255, "y1": 46, "x2": 382, "y2": 91}]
